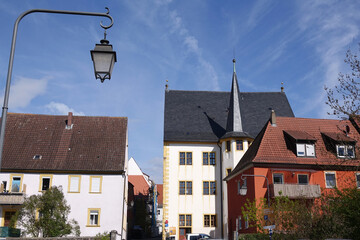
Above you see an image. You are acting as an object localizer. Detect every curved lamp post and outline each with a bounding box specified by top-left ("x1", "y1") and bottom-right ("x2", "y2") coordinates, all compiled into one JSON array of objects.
[
  {"x1": 239, "y1": 174, "x2": 270, "y2": 208},
  {"x1": 0, "y1": 8, "x2": 117, "y2": 168}
]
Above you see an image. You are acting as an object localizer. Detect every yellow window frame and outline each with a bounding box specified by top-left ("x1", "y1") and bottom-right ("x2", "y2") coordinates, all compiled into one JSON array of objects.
[
  {"x1": 87, "y1": 208, "x2": 101, "y2": 227},
  {"x1": 9, "y1": 174, "x2": 24, "y2": 193},
  {"x1": 68, "y1": 175, "x2": 81, "y2": 193},
  {"x1": 38, "y1": 174, "x2": 53, "y2": 192},
  {"x1": 89, "y1": 176, "x2": 103, "y2": 193}
]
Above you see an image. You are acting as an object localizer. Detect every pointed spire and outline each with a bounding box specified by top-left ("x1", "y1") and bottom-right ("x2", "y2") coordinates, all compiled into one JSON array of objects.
[{"x1": 225, "y1": 59, "x2": 243, "y2": 133}]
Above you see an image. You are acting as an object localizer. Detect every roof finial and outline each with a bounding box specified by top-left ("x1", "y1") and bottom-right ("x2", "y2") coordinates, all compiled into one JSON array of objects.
[
  {"x1": 165, "y1": 79, "x2": 169, "y2": 91},
  {"x1": 233, "y1": 58, "x2": 236, "y2": 73},
  {"x1": 281, "y1": 82, "x2": 284, "y2": 92}
]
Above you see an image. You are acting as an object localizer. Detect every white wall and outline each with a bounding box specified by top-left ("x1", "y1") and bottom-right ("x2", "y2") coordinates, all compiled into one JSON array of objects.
[
  {"x1": 0, "y1": 172, "x2": 127, "y2": 237},
  {"x1": 165, "y1": 143, "x2": 221, "y2": 240}
]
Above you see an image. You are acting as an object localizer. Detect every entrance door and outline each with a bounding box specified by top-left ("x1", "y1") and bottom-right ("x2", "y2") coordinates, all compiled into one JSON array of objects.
[
  {"x1": 179, "y1": 228, "x2": 191, "y2": 240},
  {"x1": 4, "y1": 211, "x2": 16, "y2": 227}
]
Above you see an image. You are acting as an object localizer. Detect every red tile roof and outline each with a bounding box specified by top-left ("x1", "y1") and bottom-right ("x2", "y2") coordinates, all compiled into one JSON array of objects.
[
  {"x1": 157, "y1": 184, "x2": 163, "y2": 206},
  {"x1": 227, "y1": 117, "x2": 360, "y2": 180},
  {"x1": 128, "y1": 175, "x2": 150, "y2": 196},
  {"x1": 1, "y1": 113, "x2": 127, "y2": 173}
]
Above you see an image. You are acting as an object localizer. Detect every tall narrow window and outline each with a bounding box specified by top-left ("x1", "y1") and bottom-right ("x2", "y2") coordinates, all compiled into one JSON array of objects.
[
  {"x1": 179, "y1": 152, "x2": 192, "y2": 165},
  {"x1": 356, "y1": 173, "x2": 360, "y2": 188},
  {"x1": 39, "y1": 175, "x2": 53, "y2": 191},
  {"x1": 226, "y1": 141, "x2": 231, "y2": 151},
  {"x1": 87, "y1": 209, "x2": 100, "y2": 227},
  {"x1": 238, "y1": 216, "x2": 242, "y2": 230},
  {"x1": 203, "y1": 152, "x2": 208, "y2": 165},
  {"x1": 90, "y1": 176, "x2": 102, "y2": 193},
  {"x1": 203, "y1": 181, "x2": 209, "y2": 195},
  {"x1": 245, "y1": 215, "x2": 249, "y2": 229},
  {"x1": 68, "y1": 176, "x2": 81, "y2": 193}
]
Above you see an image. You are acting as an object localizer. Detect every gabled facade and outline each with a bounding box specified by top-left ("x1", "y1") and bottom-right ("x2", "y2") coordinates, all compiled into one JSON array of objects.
[
  {"x1": 225, "y1": 114, "x2": 360, "y2": 239},
  {"x1": 0, "y1": 112, "x2": 128, "y2": 238},
  {"x1": 163, "y1": 60, "x2": 294, "y2": 240}
]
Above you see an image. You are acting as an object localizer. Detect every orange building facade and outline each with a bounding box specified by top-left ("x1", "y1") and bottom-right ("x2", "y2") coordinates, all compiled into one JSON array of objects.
[{"x1": 225, "y1": 114, "x2": 360, "y2": 239}]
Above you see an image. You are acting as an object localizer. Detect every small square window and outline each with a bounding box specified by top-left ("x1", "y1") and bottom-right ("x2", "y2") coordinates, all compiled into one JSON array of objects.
[
  {"x1": 298, "y1": 174, "x2": 309, "y2": 185},
  {"x1": 273, "y1": 173, "x2": 283, "y2": 184}
]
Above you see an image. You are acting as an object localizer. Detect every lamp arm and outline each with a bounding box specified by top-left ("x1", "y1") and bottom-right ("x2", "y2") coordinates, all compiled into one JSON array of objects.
[
  {"x1": 0, "y1": 8, "x2": 114, "y2": 169},
  {"x1": 241, "y1": 174, "x2": 270, "y2": 207}
]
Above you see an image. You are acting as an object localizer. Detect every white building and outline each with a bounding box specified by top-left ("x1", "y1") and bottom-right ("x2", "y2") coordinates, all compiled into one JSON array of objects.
[
  {"x1": 0, "y1": 112, "x2": 128, "y2": 238},
  {"x1": 162, "y1": 60, "x2": 294, "y2": 240}
]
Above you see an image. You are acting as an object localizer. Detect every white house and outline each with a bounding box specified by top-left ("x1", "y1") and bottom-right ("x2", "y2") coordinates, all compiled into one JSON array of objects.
[
  {"x1": 162, "y1": 60, "x2": 295, "y2": 240},
  {"x1": 0, "y1": 112, "x2": 128, "y2": 238}
]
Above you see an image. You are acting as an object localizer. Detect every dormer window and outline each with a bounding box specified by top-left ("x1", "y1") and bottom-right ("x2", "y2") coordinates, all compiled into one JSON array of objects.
[
  {"x1": 336, "y1": 145, "x2": 355, "y2": 158},
  {"x1": 296, "y1": 143, "x2": 315, "y2": 157},
  {"x1": 284, "y1": 130, "x2": 316, "y2": 158},
  {"x1": 33, "y1": 155, "x2": 42, "y2": 160}
]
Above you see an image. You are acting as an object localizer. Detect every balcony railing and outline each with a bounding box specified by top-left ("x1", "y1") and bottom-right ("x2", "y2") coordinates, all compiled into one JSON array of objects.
[
  {"x1": 0, "y1": 184, "x2": 26, "y2": 205},
  {"x1": 270, "y1": 183, "x2": 321, "y2": 199}
]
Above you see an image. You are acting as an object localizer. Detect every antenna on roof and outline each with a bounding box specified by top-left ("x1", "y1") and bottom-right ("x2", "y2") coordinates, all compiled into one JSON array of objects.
[
  {"x1": 281, "y1": 82, "x2": 284, "y2": 92},
  {"x1": 233, "y1": 58, "x2": 236, "y2": 73}
]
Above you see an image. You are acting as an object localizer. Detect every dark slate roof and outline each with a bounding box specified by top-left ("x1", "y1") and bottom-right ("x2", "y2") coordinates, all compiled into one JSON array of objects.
[
  {"x1": 164, "y1": 90, "x2": 294, "y2": 142},
  {"x1": 1, "y1": 113, "x2": 127, "y2": 173}
]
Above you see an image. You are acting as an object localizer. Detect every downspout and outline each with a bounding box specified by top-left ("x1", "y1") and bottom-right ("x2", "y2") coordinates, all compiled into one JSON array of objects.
[
  {"x1": 217, "y1": 141, "x2": 224, "y2": 239},
  {"x1": 121, "y1": 171, "x2": 127, "y2": 240}
]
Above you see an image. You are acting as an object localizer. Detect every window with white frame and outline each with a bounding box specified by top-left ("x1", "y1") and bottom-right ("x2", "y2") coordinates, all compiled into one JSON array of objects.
[
  {"x1": 298, "y1": 174, "x2": 309, "y2": 185},
  {"x1": 238, "y1": 178, "x2": 247, "y2": 195},
  {"x1": 68, "y1": 176, "x2": 81, "y2": 193},
  {"x1": 336, "y1": 145, "x2": 355, "y2": 158},
  {"x1": 273, "y1": 173, "x2": 283, "y2": 184},
  {"x1": 10, "y1": 175, "x2": 22, "y2": 193},
  {"x1": 296, "y1": 143, "x2": 315, "y2": 157},
  {"x1": 90, "y1": 176, "x2": 102, "y2": 193},
  {"x1": 88, "y1": 209, "x2": 100, "y2": 226},
  {"x1": 238, "y1": 216, "x2": 242, "y2": 230},
  {"x1": 325, "y1": 172, "x2": 336, "y2": 188},
  {"x1": 244, "y1": 215, "x2": 249, "y2": 229}
]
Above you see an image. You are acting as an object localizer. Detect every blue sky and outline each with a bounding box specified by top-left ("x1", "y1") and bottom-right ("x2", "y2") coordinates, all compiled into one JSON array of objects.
[{"x1": 0, "y1": 1, "x2": 359, "y2": 184}]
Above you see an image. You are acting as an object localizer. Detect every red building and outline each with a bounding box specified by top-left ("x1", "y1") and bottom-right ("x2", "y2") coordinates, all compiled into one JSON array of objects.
[{"x1": 225, "y1": 113, "x2": 360, "y2": 239}]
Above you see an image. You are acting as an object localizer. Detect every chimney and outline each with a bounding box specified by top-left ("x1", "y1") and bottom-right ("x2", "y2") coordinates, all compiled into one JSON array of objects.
[
  {"x1": 281, "y1": 82, "x2": 284, "y2": 92},
  {"x1": 270, "y1": 110, "x2": 277, "y2": 126},
  {"x1": 66, "y1": 112, "x2": 73, "y2": 129}
]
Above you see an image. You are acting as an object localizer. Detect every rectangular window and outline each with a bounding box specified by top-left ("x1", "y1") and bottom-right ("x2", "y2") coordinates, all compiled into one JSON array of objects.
[
  {"x1": 236, "y1": 140, "x2": 243, "y2": 150},
  {"x1": 90, "y1": 176, "x2": 102, "y2": 193},
  {"x1": 203, "y1": 181, "x2": 216, "y2": 195},
  {"x1": 273, "y1": 173, "x2": 283, "y2": 184},
  {"x1": 337, "y1": 145, "x2": 355, "y2": 158},
  {"x1": 226, "y1": 141, "x2": 231, "y2": 151},
  {"x1": 10, "y1": 175, "x2": 22, "y2": 193},
  {"x1": 39, "y1": 175, "x2": 53, "y2": 191},
  {"x1": 203, "y1": 152, "x2": 216, "y2": 165},
  {"x1": 298, "y1": 174, "x2": 309, "y2": 185},
  {"x1": 68, "y1": 175, "x2": 81, "y2": 193},
  {"x1": 226, "y1": 168, "x2": 232, "y2": 176},
  {"x1": 238, "y1": 216, "x2": 242, "y2": 230},
  {"x1": 179, "y1": 181, "x2": 192, "y2": 195},
  {"x1": 87, "y1": 209, "x2": 100, "y2": 227},
  {"x1": 325, "y1": 172, "x2": 336, "y2": 188},
  {"x1": 204, "y1": 214, "x2": 216, "y2": 227},
  {"x1": 356, "y1": 174, "x2": 360, "y2": 188},
  {"x1": 179, "y1": 214, "x2": 191, "y2": 226},
  {"x1": 297, "y1": 143, "x2": 315, "y2": 157},
  {"x1": 179, "y1": 152, "x2": 192, "y2": 165},
  {"x1": 244, "y1": 215, "x2": 249, "y2": 229}
]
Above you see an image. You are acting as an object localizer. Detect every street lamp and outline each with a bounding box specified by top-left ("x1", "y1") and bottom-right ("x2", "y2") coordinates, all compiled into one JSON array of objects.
[
  {"x1": 239, "y1": 174, "x2": 270, "y2": 207},
  {"x1": 0, "y1": 8, "x2": 117, "y2": 169}
]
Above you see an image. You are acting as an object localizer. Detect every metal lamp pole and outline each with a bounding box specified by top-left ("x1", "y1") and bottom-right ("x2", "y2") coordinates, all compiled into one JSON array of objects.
[{"x1": 0, "y1": 8, "x2": 114, "y2": 169}]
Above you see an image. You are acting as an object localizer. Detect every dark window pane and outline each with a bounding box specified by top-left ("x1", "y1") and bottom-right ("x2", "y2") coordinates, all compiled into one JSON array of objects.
[
  {"x1": 273, "y1": 174, "x2": 283, "y2": 184},
  {"x1": 203, "y1": 182, "x2": 209, "y2": 195},
  {"x1": 186, "y1": 152, "x2": 192, "y2": 165},
  {"x1": 179, "y1": 215, "x2": 185, "y2": 226},
  {"x1": 226, "y1": 141, "x2": 231, "y2": 151},
  {"x1": 210, "y1": 182, "x2": 216, "y2": 195},
  {"x1": 180, "y1": 152, "x2": 185, "y2": 165},
  {"x1": 186, "y1": 182, "x2": 192, "y2": 195},
  {"x1": 42, "y1": 178, "x2": 50, "y2": 190},
  {"x1": 210, "y1": 152, "x2": 216, "y2": 165},
  {"x1": 236, "y1": 140, "x2": 243, "y2": 150},
  {"x1": 298, "y1": 175, "x2": 308, "y2": 185},
  {"x1": 179, "y1": 181, "x2": 185, "y2": 195},
  {"x1": 203, "y1": 152, "x2": 208, "y2": 165},
  {"x1": 186, "y1": 215, "x2": 192, "y2": 226}
]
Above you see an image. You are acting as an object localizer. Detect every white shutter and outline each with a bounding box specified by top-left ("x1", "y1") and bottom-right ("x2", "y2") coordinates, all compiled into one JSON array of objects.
[
  {"x1": 296, "y1": 144, "x2": 305, "y2": 156},
  {"x1": 91, "y1": 177, "x2": 101, "y2": 192},
  {"x1": 70, "y1": 177, "x2": 79, "y2": 192},
  {"x1": 306, "y1": 144, "x2": 315, "y2": 156}
]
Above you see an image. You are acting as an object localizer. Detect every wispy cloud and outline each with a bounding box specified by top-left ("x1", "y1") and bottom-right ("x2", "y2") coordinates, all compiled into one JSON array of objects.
[
  {"x1": 45, "y1": 101, "x2": 85, "y2": 116},
  {"x1": 247, "y1": 0, "x2": 273, "y2": 29},
  {"x1": 141, "y1": 156, "x2": 163, "y2": 184},
  {"x1": 295, "y1": 0, "x2": 360, "y2": 118},
  {"x1": 7, "y1": 76, "x2": 48, "y2": 109}
]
